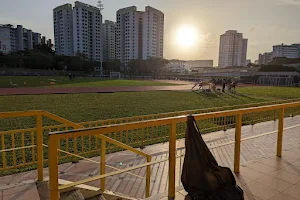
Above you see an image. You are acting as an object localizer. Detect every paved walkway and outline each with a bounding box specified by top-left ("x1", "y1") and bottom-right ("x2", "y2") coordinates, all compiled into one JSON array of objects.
[{"x1": 1, "y1": 116, "x2": 300, "y2": 199}]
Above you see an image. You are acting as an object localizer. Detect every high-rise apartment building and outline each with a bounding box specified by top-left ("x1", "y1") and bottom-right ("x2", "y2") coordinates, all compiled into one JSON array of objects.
[
  {"x1": 142, "y1": 6, "x2": 164, "y2": 60},
  {"x1": 73, "y1": 1, "x2": 102, "y2": 61},
  {"x1": 258, "y1": 52, "x2": 272, "y2": 65},
  {"x1": 53, "y1": 1, "x2": 103, "y2": 61},
  {"x1": 53, "y1": 3, "x2": 73, "y2": 56},
  {"x1": 103, "y1": 20, "x2": 116, "y2": 61},
  {"x1": 116, "y1": 6, "x2": 140, "y2": 64},
  {"x1": 218, "y1": 30, "x2": 248, "y2": 67},
  {"x1": 0, "y1": 24, "x2": 44, "y2": 54},
  {"x1": 272, "y1": 43, "x2": 300, "y2": 59},
  {"x1": 116, "y1": 6, "x2": 164, "y2": 65},
  {"x1": 33, "y1": 33, "x2": 41, "y2": 47}
]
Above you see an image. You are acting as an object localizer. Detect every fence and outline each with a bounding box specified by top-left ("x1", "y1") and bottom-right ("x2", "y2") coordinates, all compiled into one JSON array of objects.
[
  {"x1": 47, "y1": 101, "x2": 300, "y2": 199},
  {"x1": 1, "y1": 98, "x2": 300, "y2": 176}
]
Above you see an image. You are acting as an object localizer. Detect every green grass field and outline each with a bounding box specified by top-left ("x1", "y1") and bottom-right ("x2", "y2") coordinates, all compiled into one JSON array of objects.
[
  {"x1": 0, "y1": 90, "x2": 279, "y2": 130},
  {"x1": 1, "y1": 86, "x2": 300, "y2": 175},
  {"x1": 237, "y1": 86, "x2": 300, "y2": 99},
  {"x1": 0, "y1": 76, "x2": 176, "y2": 88},
  {"x1": 0, "y1": 86, "x2": 299, "y2": 131}
]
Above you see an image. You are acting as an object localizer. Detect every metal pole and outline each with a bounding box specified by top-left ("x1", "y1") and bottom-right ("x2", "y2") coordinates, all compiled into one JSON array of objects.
[
  {"x1": 234, "y1": 113, "x2": 242, "y2": 173},
  {"x1": 146, "y1": 157, "x2": 151, "y2": 198},
  {"x1": 101, "y1": 139, "x2": 106, "y2": 191},
  {"x1": 36, "y1": 114, "x2": 43, "y2": 181},
  {"x1": 168, "y1": 121, "x2": 176, "y2": 200},
  {"x1": 277, "y1": 108, "x2": 284, "y2": 157},
  {"x1": 100, "y1": 61, "x2": 103, "y2": 77},
  {"x1": 48, "y1": 136, "x2": 59, "y2": 200}
]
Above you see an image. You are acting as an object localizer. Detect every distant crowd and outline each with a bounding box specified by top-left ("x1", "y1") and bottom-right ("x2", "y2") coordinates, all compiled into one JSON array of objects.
[{"x1": 192, "y1": 78, "x2": 239, "y2": 93}]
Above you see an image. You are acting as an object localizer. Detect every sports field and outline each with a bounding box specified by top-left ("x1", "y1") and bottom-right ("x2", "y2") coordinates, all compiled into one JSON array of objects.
[
  {"x1": 0, "y1": 76, "x2": 176, "y2": 88},
  {"x1": 1, "y1": 86, "x2": 300, "y2": 130},
  {"x1": 1, "y1": 82, "x2": 300, "y2": 175}
]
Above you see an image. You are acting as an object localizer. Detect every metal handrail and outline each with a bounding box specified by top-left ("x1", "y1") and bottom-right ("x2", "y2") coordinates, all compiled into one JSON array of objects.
[
  {"x1": 41, "y1": 144, "x2": 145, "y2": 179},
  {"x1": 47, "y1": 101, "x2": 300, "y2": 200}
]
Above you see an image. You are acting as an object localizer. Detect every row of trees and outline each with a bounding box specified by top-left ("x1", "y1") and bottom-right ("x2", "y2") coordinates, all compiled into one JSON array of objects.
[
  {"x1": 259, "y1": 65, "x2": 300, "y2": 72},
  {"x1": 126, "y1": 57, "x2": 169, "y2": 78},
  {"x1": 0, "y1": 45, "x2": 96, "y2": 72},
  {"x1": 0, "y1": 46, "x2": 169, "y2": 76},
  {"x1": 270, "y1": 57, "x2": 300, "y2": 65}
]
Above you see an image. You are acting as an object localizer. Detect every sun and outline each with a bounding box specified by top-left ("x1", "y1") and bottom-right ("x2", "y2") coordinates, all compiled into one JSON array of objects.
[{"x1": 176, "y1": 25, "x2": 198, "y2": 47}]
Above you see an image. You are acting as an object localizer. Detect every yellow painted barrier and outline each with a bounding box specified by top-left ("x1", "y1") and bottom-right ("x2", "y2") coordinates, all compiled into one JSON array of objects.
[
  {"x1": 1, "y1": 100, "x2": 300, "y2": 199},
  {"x1": 46, "y1": 101, "x2": 300, "y2": 200},
  {"x1": 1, "y1": 98, "x2": 300, "y2": 173}
]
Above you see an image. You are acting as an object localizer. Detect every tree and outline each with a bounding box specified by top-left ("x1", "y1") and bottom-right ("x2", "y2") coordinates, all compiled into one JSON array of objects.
[
  {"x1": 259, "y1": 65, "x2": 296, "y2": 72},
  {"x1": 127, "y1": 59, "x2": 145, "y2": 77},
  {"x1": 0, "y1": 52, "x2": 23, "y2": 68},
  {"x1": 35, "y1": 44, "x2": 54, "y2": 54},
  {"x1": 145, "y1": 57, "x2": 169, "y2": 78},
  {"x1": 103, "y1": 60, "x2": 121, "y2": 74}
]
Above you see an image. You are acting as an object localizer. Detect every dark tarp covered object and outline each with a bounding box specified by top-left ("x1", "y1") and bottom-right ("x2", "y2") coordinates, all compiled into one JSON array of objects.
[{"x1": 181, "y1": 116, "x2": 244, "y2": 200}]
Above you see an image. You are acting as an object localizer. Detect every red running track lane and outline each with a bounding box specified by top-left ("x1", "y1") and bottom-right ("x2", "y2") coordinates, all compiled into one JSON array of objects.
[{"x1": 0, "y1": 85, "x2": 194, "y2": 95}]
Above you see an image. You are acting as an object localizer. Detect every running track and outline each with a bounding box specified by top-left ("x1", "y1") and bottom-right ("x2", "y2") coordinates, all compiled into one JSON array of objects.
[{"x1": 0, "y1": 85, "x2": 194, "y2": 95}]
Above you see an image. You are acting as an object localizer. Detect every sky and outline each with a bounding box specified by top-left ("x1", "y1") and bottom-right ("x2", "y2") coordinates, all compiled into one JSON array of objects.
[{"x1": 1, "y1": 0, "x2": 300, "y2": 65}]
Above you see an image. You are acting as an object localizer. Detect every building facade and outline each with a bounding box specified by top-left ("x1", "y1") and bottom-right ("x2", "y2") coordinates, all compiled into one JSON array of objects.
[
  {"x1": 142, "y1": 6, "x2": 164, "y2": 60},
  {"x1": 0, "y1": 24, "x2": 44, "y2": 54},
  {"x1": 116, "y1": 6, "x2": 164, "y2": 65},
  {"x1": 258, "y1": 52, "x2": 272, "y2": 65},
  {"x1": 53, "y1": 1, "x2": 103, "y2": 61},
  {"x1": 272, "y1": 43, "x2": 300, "y2": 59},
  {"x1": 53, "y1": 3, "x2": 73, "y2": 56},
  {"x1": 33, "y1": 33, "x2": 41, "y2": 47},
  {"x1": 164, "y1": 59, "x2": 186, "y2": 74},
  {"x1": 218, "y1": 30, "x2": 248, "y2": 68},
  {"x1": 116, "y1": 6, "x2": 140, "y2": 64},
  {"x1": 103, "y1": 20, "x2": 116, "y2": 61},
  {"x1": 184, "y1": 60, "x2": 213, "y2": 71},
  {"x1": 73, "y1": 1, "x2": 102, "y2": 61}
]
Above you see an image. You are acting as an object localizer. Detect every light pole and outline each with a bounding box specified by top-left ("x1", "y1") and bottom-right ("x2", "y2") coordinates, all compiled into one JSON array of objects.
[{"x1": 100, "y1": 61, "x2": 103, "y2": 77}]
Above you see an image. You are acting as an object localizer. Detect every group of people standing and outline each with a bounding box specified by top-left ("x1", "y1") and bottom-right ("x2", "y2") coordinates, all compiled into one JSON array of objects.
[
  {"x1": 221, "y1": 78, "x2": 238, "y2": 92},
  {"x1": 192, "y1": 78, "x2": 239, "y2": 92}
]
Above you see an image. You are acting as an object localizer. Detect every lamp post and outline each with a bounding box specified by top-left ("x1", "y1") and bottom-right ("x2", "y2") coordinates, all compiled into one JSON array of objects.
[{"x1": 100, "y1": 61, "x2": 103, "y2": 77}]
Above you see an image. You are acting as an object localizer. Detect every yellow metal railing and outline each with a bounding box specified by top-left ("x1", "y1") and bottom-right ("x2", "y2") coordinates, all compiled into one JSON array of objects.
[
  {"x1": 0, "y1": 110, "x2": 152, "y2": 195},
  {"x1": 1, "y1": 98, "x2": 300, "y2": 176},
  {"x1": 47, "y1": 101, "x2": 300, "y2": 200}
]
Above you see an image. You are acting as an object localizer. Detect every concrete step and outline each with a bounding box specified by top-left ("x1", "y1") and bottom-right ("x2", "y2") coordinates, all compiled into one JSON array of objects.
[
  {"x1": 60, "y1": 189, "x2": 85, "y2": 200},
  {"x1": 102, "y1": 190, "x2": 138, "y2": 200},
  {"x1": 0, "y1": 182, "x2": 40, "y2": 200},
  {"x1": 38, "y1": 178, "x2": 102, "y2": 199}
]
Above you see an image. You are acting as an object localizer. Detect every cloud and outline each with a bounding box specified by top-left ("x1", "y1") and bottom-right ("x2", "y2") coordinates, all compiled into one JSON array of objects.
[
  {"x1": 278, "y1": 0, "x2": 300, "y2": 5},
  {"x1": 248, "y1": 27, "x2": 255, "y2": 33}
]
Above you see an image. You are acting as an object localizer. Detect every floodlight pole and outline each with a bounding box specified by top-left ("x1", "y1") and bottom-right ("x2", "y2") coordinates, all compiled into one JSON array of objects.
[{"x1": 100, "y1": 61, "x2": 103, "y2": 77}]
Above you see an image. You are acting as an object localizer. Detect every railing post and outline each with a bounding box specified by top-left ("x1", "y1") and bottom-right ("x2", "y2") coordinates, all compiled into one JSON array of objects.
[
  {"x1": 36, "y1": 113, "x2": 43, "y2": 181},
  {"x1": 168, "y1": 121, "x2": 176, "y2": 200},
  {"x1": 48, "y1": 136, "x2": 59, "y2": 200},
  {"x1": 100, "y1": 138, "x2": 106, "y2": 192},
  {"x1": 234, "y1": 113, "x2": 242, "y2": 173},
  {"x1": 145, "y1": 156, "x2": 151, "y2": 198},
  {"x1": 73, "y1": 136, "x2": 78, "y2": 163},
  {"x1": 277, "y1": 108, "x2": 284, "y2": 157}
]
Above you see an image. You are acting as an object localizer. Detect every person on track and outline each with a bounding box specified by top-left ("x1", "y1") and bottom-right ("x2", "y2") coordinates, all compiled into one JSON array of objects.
[
  {"x1": 191, "y1": 80, "x2": 203, "y2": 91},
  {"x1": 222, "y1": 79, "x2": 226, "y2": 92}
]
